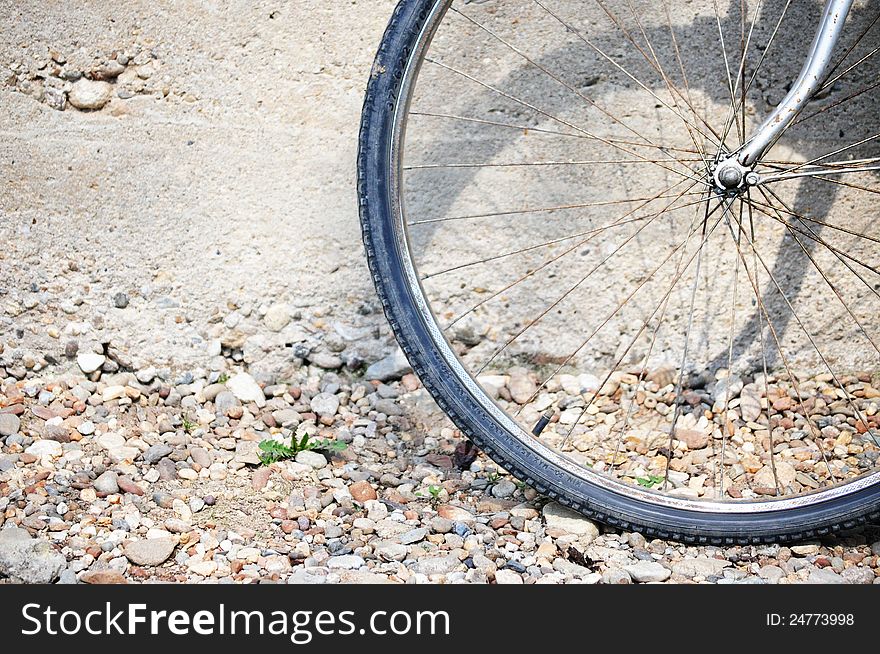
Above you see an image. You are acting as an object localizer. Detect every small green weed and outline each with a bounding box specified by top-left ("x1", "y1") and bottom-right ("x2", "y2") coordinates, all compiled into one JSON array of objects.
[
  {"x1": 258, "y1": 434, "x2": 346, "y2": 465},
  {"x1": 636, "y1": 475, "x2": 666, "y2": 488}
]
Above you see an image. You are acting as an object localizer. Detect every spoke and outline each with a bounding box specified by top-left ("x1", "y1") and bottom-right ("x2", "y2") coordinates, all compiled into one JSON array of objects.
[
  {"x1": 662, "y1": 1, "x2": 712, "y2": 156},
  {"x1": 732, "y1": 204, "x2": 880, "y2": 454},
  {"x1": 820, "y1": 10, "x2": 880, "y2": 90},
  {"x1": 409, "y1": 111, "x2": 706, "y2": 156},
  {"x1": 598, "y1": 0, "x2": 718, "y2": 160},
  {"x1": 760, "y1": 162, "x2": 880, "y2": 184},
  {"x1": 606, "y1": 198, "x2": 701, "y2": 476},
  {"x1": 737, "y1": 0, "x2": 794, "y2": 126},
  {"x1": 744, "y1": 194, "x2": 880, "y2": 248},
  {"x1": 404, "y1": 157, "x2": 705, "y2": 170},
  {"x1": 773, "y1": 133, "x2": 880, "y2": 177},
  {"x1": 746, "y1": 191, "x2": 781, "y2": 495},
  {"x1": 555, "y1": 199, "x2": 731, "y2": 450},
  {"x1": 556, "y1": 202, "x2": 723, "y2": 447},
  {"x1": 726, "y1": 0, "x2": 763, "y2": 149},
  {"x1": 532, "y1": 0, "x2": 723, "y2": 151},
  {"x1": 447, "y1": 179, "x2": 700, "y2": 327},
  {"x1": 421, "y1": 206, "x2": 689, "y2": 280},
  {"x1": 759, "y1": 184, "x2": 880, "y2": 315},
  {"x1": 569, "y1": 196, "x2": 715, "y2": 463},
  {"x1": 424, "y1": 58, "x2": 708, "y2": 185},
  {"x1": 723, "y1": 204, "x2": 837, "y2": 484},
  {"x1": 518, "y1": 192, "x2": 718, "y2": 416},
  {"x1": 716, "y1": 199, "x2": 744, "y2": 498},
  {"x1": 821, "y1": 44, "x2": 880, "y2": 92},
  {"x1": 476, "y1": 184, "x2": 703, "y2": 374},
  {"x1": 448, "y1": 6, "x2": 710, "y2": 170},
  {"x1": 408, "y1": 190, "x2": 704, "y2": 226},
  {"x1": 749, "y1": 190, "x2": 880, "y2": 358},
  {"x1": 713, "y1": 0, "x2": 740, "y2": 147},
  {"x1": 791, "y1": 78, "x2": 880, "y2": 130},
  {"x1": 750, "y1": 202, "x2": 880, "y2": 279},
  {"x1": 606, "y1": 196, "x2": 711, "y2": 476},
  {"x1": 661, "y1": 198, "x2": 733, "y2": 491}
]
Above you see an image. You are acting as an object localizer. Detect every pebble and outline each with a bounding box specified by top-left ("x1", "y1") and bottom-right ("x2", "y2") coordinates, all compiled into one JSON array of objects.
[
  {"x1": 310, "y1": 392, "x2": 340, "y2": 418},
  {"x1": 430, "y1": 517, "x2": 454, "y2": 534},
  {"x1": 374, "y1": 541, "x2": 408, "y2": 562},
  {"x1": 0, "y1": 526, "x2": 67, "y2": 583},
  {"x1": 491, "y1": 479, "x2": 517, "y2": 498},
  {"x1": 754, "y1": 461, "x2": 797, "y2": 488},
  {"x1": 295, "y1": 450, "x2": 327, "y2": 469},
  {"x1": 24, "y1": 440, "x2": 62, "y2": 457},
  {"x1": 188, "y1": 560, "x2": 218, "y2": 577},
  {"x1": 542, "y1": 502, "x2": 600, "y2": 540},
  {"x1": 144, "y1": 443, "x2": 173, "y2": 464},
  {"x1": 602, "y1": 569, "x2": 632, "y2": 584},
  {"x1": 118, "y1": 476, "x2": 145, "y2": 495},
  {"x1": 0, "y1": 413, "x2": 20, "y2": 436},
  {"x1": 4, "y1": 346, "x2": 880, "y2": 588},
  {"x1": 808, "y1": 568, "x2": 846, "y2": 584},
  {"x1": 365, "y1": 349, "x2": 412, "y2": 381},
  {"x1": 494, "y1": 569, "x2": 523, "y2": 584},
  {"x1": 226, "y1": 373, "x2": 265, "y2": 404},
  {"x1": 67, "y1": 79, "x2": 113, "y2": 110},
  {"x1": 840, "y1": 567, "x2": 875, "y2": 584},
  {"x1": 399, "y1": 528, "x2": 428, "y2": 545},
  {"x1": 263, "y1": 304, "x2": 291, "y2": 332},
  {"x1": 791, "y1": 543, "x2": 821, "y2": 556},
  {"x1": 214, "y1": 391, "x2": 240, "y2": 416},
  {"x1": 76, "y1": 352, "x2": 106, "y2": 374},
  {"x1": 327, "y1": 555, "x2": 365, "y2": 570},
  {"x1": 508, "y1": 369, "x2": 537, "y2": 404},
  {"x1": 416, "y1": 555, "x2": 461, "y2": 576},
  {"x1": 77, "y1": 420, "x2": 95, "y2": 435},
  {"x1": 80, "y1": 570, "x2": 128, "y2": 585},
  {"x1": 349, "y1": 480, "x2": 378, "y2": 503},
  {"x1": 739, "y1": 385, "x2": 762, "y2": 422},
  {"x1": 624, "y1": 561, "x2": 672, "y2": 583},
  {"x1": 124, "y1": 538, "x2": 176, "y2": 567},
  {"x1": 672, "y1": 557, "x2": 731, "y2": 578},
  {"x1": 94, "y1": 471, "x2": 120, "y2": 494}
]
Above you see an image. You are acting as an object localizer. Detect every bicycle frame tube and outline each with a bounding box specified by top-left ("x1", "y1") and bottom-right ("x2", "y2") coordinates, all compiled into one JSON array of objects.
[{"x1": 738, "y1": 0, "x2": 854, "y2": 166}]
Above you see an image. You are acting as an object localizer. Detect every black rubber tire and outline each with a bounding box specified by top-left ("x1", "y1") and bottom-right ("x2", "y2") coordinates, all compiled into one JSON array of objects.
[{"x1": 356, "y1": 0, "x2": 880, "y2": 543}]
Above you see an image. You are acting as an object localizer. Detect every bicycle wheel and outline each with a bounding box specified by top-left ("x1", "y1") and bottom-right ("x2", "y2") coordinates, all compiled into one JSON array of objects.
[{"x1": 358, "y1": 0, "x2": 880, "y2": 542}]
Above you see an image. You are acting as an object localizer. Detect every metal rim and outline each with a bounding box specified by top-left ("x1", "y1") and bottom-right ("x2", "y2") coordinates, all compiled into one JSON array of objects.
[{"x1": 388, "y1": 0, "x2": 880, "y2": 514}]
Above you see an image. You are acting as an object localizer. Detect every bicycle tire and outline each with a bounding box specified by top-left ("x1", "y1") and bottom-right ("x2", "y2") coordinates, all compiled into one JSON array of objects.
[{"x1": 357, "y1": 0, "x2": 880, "y2": 543}]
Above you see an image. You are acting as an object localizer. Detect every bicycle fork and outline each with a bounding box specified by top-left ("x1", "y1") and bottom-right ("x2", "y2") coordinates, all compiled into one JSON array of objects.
[{"x1": 713, "y1": 0, "x2": 854, "y2": 191}]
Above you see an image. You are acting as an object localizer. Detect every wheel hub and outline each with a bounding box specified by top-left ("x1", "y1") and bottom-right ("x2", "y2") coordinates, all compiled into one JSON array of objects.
[{"x1": 711, "y1": 155, "x2": 758, "y2": 195}]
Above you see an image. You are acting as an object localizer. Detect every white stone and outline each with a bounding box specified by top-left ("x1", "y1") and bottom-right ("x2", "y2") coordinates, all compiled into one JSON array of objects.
[
  {"x1": 542, "y1": 502, "x2": 600, "y2": 540},
  {"x1": 226, "y1": 373, "x2": 265, "y2": 405},
  {"x1": 98, "y1": 432, "x2": 126, "y2": 449},
  {"x1": 77, "y1": 352, "x2": 105, "y2": 374},
  {"x1": 67, "y1": 79, "x2": 113, "y2": 110},
  {"x1": 327, "y1": 555, "x2": 365, "y2": 570},
  {"x1": 25, "y1": 440, "x2": 63, "y2": 457},
  {"x1": 295, "y1": 450, "x2": 327, "y2": 469},
  {"x1": 263, "y1": 304, "x2": 291, "y2": 332},
  {"x1": 624, "y1": 561, "x2": 671, "y2": 583},
  {"x1": 494, "y1": 569, "x2": 523, "y2": 584},
  {"x1": 102, "y1": 385, "x2": 127, "y2": 402}
]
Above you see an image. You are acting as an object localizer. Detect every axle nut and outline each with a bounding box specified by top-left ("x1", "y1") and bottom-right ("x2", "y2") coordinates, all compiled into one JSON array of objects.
[{"x1": 718, "y1": 166, "x2": 743, "y2": 189}]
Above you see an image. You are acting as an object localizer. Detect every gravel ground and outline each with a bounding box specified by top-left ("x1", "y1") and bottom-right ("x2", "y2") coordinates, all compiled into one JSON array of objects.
[
  {"x1": 2, "y1": 1, "x2": 880, "y2": 584},
  {"x1": 1, "y1": 363, "x2": 879, "y2": 585}
]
